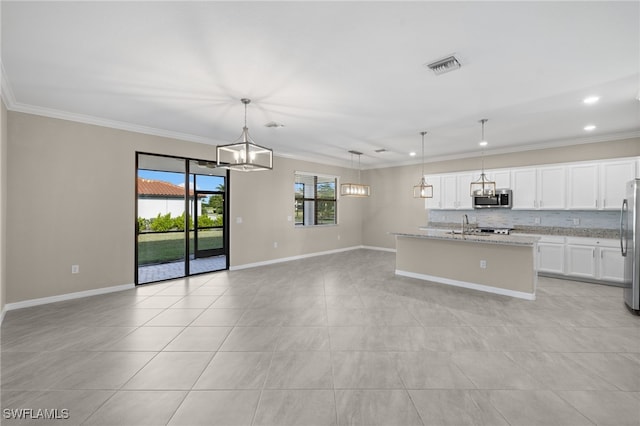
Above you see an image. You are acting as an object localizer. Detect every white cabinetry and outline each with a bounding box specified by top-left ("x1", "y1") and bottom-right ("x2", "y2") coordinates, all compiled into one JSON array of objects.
[
  {"x1": 565, "y1": 237, "x2": 624, "y2": 282},
  {"x1": 488, "y1": 169, "x2": 511, "y2": 189},
  {"x1": 600, "y1": 160, "x2": 636, "y2": 210},
  {"x1": 566, "y1": 240, "x2": 597, "y2": 279},
  {"x1": 567, "y1": 160, "x2": 636, "y2": 210},
  {"x1": 511, "y1": 168, "x2": 537, "y2": 209},
  {"x1": 567, "y1": 164, "x2": 598, "y2": 209},
  {"x1": 511, "y1": 167, "x2": 565, "y2": 210},
  {"x1": 599, "y1": 244, "x2": 624, "y2": 282},
  {"x1": 537, "y1": 166, "x2": 566, "y2": 209},
  {"x1": 424, "y1": 175, "x2": 442, "y2": 209},
  {"x1": 440, "y1": 173, "x2": 473, "y2": 210},
  {"x1": 537, "y1": 236, "x2": 565, "y2": 274}
]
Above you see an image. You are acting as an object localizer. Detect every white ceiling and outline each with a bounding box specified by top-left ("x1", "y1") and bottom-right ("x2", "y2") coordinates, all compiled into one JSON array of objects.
[{"x1": 2, "y1": 1, "x2": 639, "y2": 169}]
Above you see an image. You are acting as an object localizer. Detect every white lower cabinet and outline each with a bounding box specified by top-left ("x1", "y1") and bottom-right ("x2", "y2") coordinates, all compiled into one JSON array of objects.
[
  {"x1": 566, "y1": 243, "x2": 597, "y2": 278},
  {"x1": 537, "y1": 236, "x2": 565, "y2": 274},
  {"x1": 565, "y1": 237, "x2": 624, "y2": 283},
  {"x1": 598, "y1": 245, "x2": 625, "y2": 282},
  {"x1": 532, "y1": 236, "x2": 623, "y2": 283}
]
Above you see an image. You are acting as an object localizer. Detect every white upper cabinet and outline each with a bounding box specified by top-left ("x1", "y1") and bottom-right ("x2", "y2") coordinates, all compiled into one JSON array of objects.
[
  {"x1": 441, "y1": 175, "x2": 458, "y2": 209},
  {"x1": 427, "y1": 156, "x2": 638, "y2": 211},
  {"x1": 566, "y1": 159, "x2": 636, "y2": 210},
  {"x1": 537, "y1": 166, "x2": 566, "y2": 209},
  {"x1": 599, "y1": 160, "x2": 636, "y2": 210},
  {"x1": 439, "y1": 173, "x2": 474, "y2": 210},
  {"x1": 488, "y1": 170, "x2": 511, "y2": 189},
  {"x1": 567, "y1": 164, "x2": 598, "y2": 209},
  {"x1": 457, "y1": 173, "x2": 474, "y2": 210},
  {"x1": 424, "y1": 175, "x2": 442, "y2": 209},
  {"x1": 511, "y1": 168, "x2": 537, "y2": 209}
]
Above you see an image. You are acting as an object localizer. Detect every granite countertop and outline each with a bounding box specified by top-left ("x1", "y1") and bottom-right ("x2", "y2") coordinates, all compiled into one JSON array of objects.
[
  {"x1": 423, "y1": 223, "x2": 619, "y2": 240},
  {"x1": 394, "y1": 229, "x2": 539, "y2": 247}
]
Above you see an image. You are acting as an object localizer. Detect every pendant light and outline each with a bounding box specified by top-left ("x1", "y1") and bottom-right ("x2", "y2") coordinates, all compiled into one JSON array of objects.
[
  {"x1": 340, "y1": 150, "x2": 370, "y2": 197},
  {"x1": 470, "y1": 119, "x2": 496, "y2": 196},
  {"x1": 413, "y1": 131, "x2": 433, "y2": 198},
  {"x1": 216, "y1": 98, "x2": 273, "y2": 171}
]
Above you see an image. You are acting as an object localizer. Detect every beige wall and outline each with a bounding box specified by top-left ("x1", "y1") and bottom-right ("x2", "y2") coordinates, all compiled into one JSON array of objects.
[
  {"x1": 0, "y1": 101, "x2": 7, "y2": 313},
  {"x1": 362, "y1": 137, "x2": 640, "y2": 249},
  {"x1": 6, "y1": 111, "x2": 362, "y2": 303},
  {"x1": 230, "y1": 157, "x2": 362, "y2": 267}
]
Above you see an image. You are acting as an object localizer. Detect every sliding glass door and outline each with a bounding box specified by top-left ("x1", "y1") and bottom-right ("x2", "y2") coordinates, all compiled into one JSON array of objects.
[{"x1": 136, "y1": 153, "x2": 229, "y2": 284}]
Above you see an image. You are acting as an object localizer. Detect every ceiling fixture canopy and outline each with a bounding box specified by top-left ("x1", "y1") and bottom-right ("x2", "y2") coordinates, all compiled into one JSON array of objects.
[
  {"x1": 341, "y1": 151, "x2": 370, "y2": 197},
  {"x1": 216, "y1": 98, "x2": 273, "y2": 172},
  {"x1": 470, "y1": 119, "x2": 496, "y2": 196},
  {"x1": 413, "y1": 131, "x2": 433, "y2": 199}
]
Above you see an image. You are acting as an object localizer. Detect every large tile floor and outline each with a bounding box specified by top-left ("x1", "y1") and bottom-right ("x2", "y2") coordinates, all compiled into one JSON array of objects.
[{"x1": 1, "y1": 249, "x2": 639, "y2": 426}]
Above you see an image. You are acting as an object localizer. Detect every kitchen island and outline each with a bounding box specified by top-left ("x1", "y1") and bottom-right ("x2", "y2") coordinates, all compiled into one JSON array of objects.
[{"x1": 393, "y1": 230, "x2": 539, "y2": 300}]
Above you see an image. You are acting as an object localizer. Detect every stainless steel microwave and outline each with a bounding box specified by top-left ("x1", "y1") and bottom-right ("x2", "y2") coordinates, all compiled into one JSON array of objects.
[{"x1": 472, "y1": 189, "x2": 512, "y2": 209}]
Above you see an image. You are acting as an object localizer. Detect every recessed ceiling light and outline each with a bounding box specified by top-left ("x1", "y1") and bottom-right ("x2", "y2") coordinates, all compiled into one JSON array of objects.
[
  {"x1": 409, "y1": 152, "x2": 417, "y2": 157},
  {"x1": 479, "y1": 140, "x2": 488, "y2": 147},
  {"x1": 584, "y1": 124, "x2": 596, "y2": 131},
  {"x1": 583, "y1": 96, "x2": 600, "y2": 105}
]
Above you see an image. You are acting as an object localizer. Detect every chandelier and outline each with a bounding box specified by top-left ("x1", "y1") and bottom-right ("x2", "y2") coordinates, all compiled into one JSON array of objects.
[
  {"x1": 340, "y1": 151, "x2": 370, "y2": 197},
  {"x1": 470, "y1": 119, "x2": 496, "y2": 196},
  {"x1": 216, "y1": 98, "x2": 273, "y2": 172},
  {"x1": 413, "y1": 131, "x2": 433, "y2": 198}
]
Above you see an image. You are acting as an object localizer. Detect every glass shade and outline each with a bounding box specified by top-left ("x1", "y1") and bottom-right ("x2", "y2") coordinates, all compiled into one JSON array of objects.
[
  {"x1": 340, "y1": 183, "x2": 370, "y2": 197},
  {"x1": 413, "y1": 177, "x2": 433, "y2": 198},
  {"x1": 470, "y1": 173, "x2": 496, "y2": 196},
  {"x1": 216, "y1": 128, "x2": 273, "y2": 172}
]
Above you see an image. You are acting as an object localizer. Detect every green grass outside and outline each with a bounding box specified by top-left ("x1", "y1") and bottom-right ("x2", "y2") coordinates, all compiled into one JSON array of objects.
[{"x1": 137, "y1": 229, "x2": 223, "y2": 265}]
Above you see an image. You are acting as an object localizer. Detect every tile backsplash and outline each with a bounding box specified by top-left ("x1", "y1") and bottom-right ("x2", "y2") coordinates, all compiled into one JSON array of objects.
[{"x1": 428, "y1": 209, "x2": 620, "y2": 230}]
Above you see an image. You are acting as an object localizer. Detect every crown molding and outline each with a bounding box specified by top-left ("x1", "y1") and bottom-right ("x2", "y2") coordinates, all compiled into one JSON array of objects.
[
  {"x1": 7, "y1": 100, "x2": 221, "y2": 146},
  {"x1": 0, "y1": 61, "x2": 17, "y2": 108}
]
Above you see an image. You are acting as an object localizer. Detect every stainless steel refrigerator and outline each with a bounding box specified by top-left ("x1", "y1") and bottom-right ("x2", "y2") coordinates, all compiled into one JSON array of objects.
[{"x1": 621, "y1": 178, "x2": 640, "y2": 313}]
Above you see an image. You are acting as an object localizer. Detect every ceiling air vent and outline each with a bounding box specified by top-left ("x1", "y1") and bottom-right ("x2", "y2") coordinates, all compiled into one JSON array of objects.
[
  {"x1": 375, "y1": 148, "x2": 388, "y2": 153},
  {"x1": 425, "y1": 55, "x2": 461, "y2": 75}
]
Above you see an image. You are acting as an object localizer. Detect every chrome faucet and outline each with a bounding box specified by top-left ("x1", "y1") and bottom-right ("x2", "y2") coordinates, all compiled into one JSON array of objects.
[{"x1": 462, "y1": 214, "x2": 469, "y2": 235}]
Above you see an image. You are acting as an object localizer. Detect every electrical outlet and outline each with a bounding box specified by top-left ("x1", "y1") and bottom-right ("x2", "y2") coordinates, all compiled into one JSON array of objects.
[
  {"x1": 480, "y1": 260, "x2": 487, "y2": 269},
  {"x1": 573, "y1": 218, "x2": 580, "y2": 225},
  {"x1": 287, "y1": 216, "x2": 292, "y2": 222},
  {"x1": 236, "y1": 217, "x2": 243, "y2": 224},
  {"x1": 273, "y1": 242, "x2": 278, "y2": 248},
  {"x1": 71, "y1": 265, "x2": 80, "y2": 274},
  {"x1": 534, "y1": 217, "x2": 541, "y2": 224}
]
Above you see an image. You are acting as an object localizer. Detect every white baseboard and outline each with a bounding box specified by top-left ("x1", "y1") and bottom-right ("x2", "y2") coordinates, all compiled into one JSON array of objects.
[
  {"x1": 362, "y1": 245, "x2": 396, "y2": 253},
  {"x1": 4, "y1": 283, "x2": 135, "y2": 312},
  {"x1": 395, "y1": 269, "x2": 536, "y2": 301},
  {"x1": 230, "y1": 245, "x2": 372, "y2": 271}
]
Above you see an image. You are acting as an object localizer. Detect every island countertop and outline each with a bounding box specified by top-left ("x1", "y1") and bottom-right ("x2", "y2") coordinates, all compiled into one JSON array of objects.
[{"x1": 392, "y1": 228, "x2": 539, "y2": 247}]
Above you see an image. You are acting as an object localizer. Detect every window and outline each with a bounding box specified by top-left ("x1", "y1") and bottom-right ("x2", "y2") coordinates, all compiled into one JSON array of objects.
[{"x1": 294, "y1": 173, "x2": 337, "y2": 226}]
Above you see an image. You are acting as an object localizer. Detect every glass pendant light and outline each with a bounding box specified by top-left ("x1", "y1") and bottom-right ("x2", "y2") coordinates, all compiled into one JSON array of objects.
[
  {"x1": 470, "y1": 119, "x2": 496, "y2": 196},
  {"x1": 216, "y1": 98, "x2": 273, "y2": 172},
  {"x1": 413, "y1": 131, "x2": 433, "y2": 198},
  {"x1": 340, "y1": 151, "x2": 370, "y2": 197}
]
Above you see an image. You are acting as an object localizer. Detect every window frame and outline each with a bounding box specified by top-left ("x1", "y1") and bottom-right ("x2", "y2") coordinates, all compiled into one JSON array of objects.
[{"x1": 294, "y1": 171, "x2": 338, "y2": 227}]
